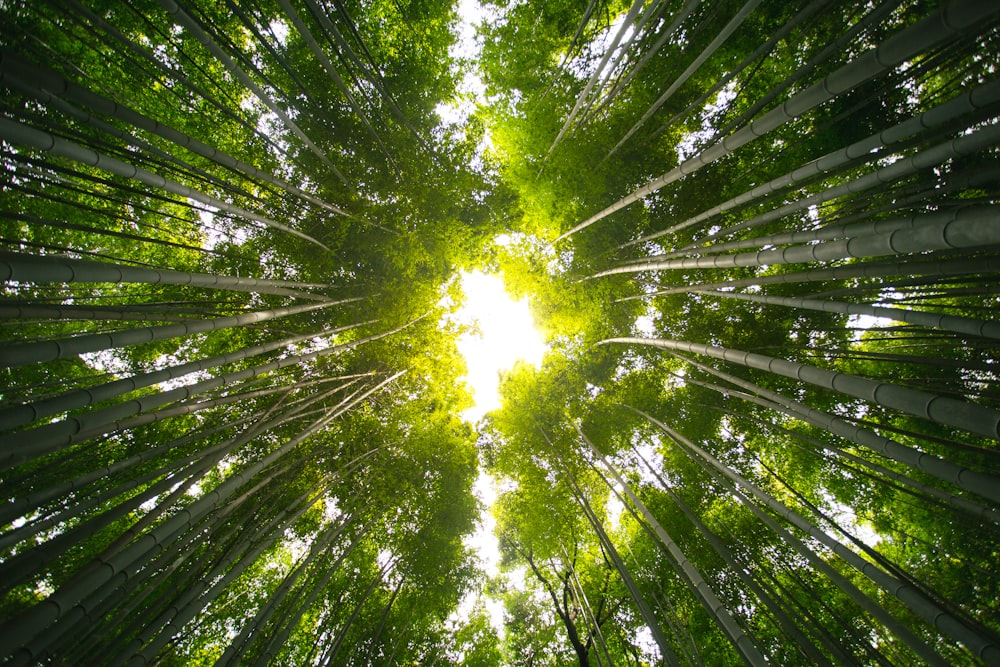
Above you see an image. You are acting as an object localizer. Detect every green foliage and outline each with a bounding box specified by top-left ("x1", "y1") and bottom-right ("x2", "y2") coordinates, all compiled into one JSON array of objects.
[
  {"x1": 481, "y1": 0, "x2": 1000, "y2": 664},
  {"x1": 3, "y1": 0, "x2": 1000, "y2": 665}
]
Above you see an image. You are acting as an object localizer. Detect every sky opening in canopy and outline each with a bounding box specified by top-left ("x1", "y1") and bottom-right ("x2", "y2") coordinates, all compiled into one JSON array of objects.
[
  {"x1": 4, "y1": 0, "x2": 1000, "y2": 663},
  {"x1": 453, "y1": 270, "x2": 547, "y2": 422},
  {"x1": 449, "y1": 269, "x2": 546, "y2": 633}
]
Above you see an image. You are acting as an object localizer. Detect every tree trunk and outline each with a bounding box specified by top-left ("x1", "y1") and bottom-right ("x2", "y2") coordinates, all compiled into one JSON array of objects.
[{"x1": 554, "y1": 0, "x2": 1000, "y2": 244}]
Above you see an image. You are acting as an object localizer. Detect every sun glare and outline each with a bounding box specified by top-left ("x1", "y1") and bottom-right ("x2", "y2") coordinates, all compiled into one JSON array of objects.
[
  {"x1": 448, "y1": 270, "x2": 544, "y2": 633},
  {"x1": 455, "y1": 270, "x2": 547, "y2": 422}
]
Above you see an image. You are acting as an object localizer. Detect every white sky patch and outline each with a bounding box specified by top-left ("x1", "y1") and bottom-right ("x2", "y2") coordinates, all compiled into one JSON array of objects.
[
  {"x1": 676, "y1": 82, "x2": 739, "y2": 162},
  {"x1": 621, "y1": 438, "x2": 665, "y2": 488},
  {"x1": 822, "y1": 493, "x2": 882, "y2": 549},
  {"x1": 847, "y1": 313, "x2": 883, "y2": 341},
  {"x1": 436, "y1": 0, "x2": 488, "y2": 127},
  {"x1": 634, "y1": 309, "x2": 657, "y2": 336},
  {"x1": 269, "y1": 20, "x2": 289, "y2": 46},
  {"x1": 666, "y1": 366, "x2": 686, "y2": 390},
  {"x1": 79, "y1": 348, "x2": 132, "y2": 377},
  {"x1": 634, "y1": 626, "x2": 662, "y2": 664},
  {"x1": 567, "y1": 13, "x2": 633, "y2": 81},
  {"x1": 448, "y1": 269, "x2": 543, "y2": 633},
  {"x1": 454, "y1": 271, "x2": 547, "y2": 422},
  {"x1": 456, "y1": 470, "x2": 505, "y2": 633},
  {"x1": 451, "y1": 0, "x2": 485, "y2": 63},
  {"x1": 606, "y1": 486, "x2": 625, "y2": 529},
  {"x1": 283, "y1": 529, "x2": 310, "y2": 563},
  {"x1": 468, "y1": 470, "x2": 501, "y2": 576}
]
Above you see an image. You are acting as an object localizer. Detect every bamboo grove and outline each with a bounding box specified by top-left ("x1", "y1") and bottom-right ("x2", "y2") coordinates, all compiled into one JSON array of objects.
[
  {"x1": 0, "y1": 0, "x2": 486, "y2": 663},
  {"x1": 1, "y1": 0, "x2": 999, "y2": 666}
]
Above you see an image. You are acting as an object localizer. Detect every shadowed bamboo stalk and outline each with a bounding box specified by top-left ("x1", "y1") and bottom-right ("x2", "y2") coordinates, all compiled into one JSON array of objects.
[
  {"x1": 273, "y1": 0, "x2": 393, "y2": 165},
  {"x1": 316, "y1": 554, "x2": 398, "y2": 667},
  {"x1": 0, "y1": 387, "x2": 341, "y2": 594},
  {"x1": 0, "y1": 324, "x2": 372, "y2": 431},
  {"x1": 578, "y1": 426, "x2": 768, "y2": 666},
  {"x1": 704, "y1": 0, "x2": 903, "y2": 143},
  {"x1": 587, "y1": 0, "x2": 702, "y2": 127},
  {"x1": 622, "y1": 74, "x2": 1000, "y2": 251},
  {"x1": 540, "y1": 427, "x2": 681, "y2": 666},
  {"x1": 0, "y1": 53, "x2": 351, "y2": 217},
  {"x1": 0, "y1": 250, "x2": 333, "y2": 299},
  {"x1": 627, "y1": 405, "x2": 951, "y2": 666},
  {"x1": 679, "y1": 371, "x2": 1000, "y2": 523},
  {"x1": 629, "y1": 0, "x2": 837, "y2": 155},
  {"x1": 541, "y1": 0, "x2": 647, "y2": 165},
  {"x1": 0, "y1": 118, "x2": 331, "y2": 250},
  {"x1": 596, "y1": 204, "x2": 1000, "y2": 276},
  {"x1": 616, "y1": 252, "x2": 1000, "y2": 303},
  {"x1": 0, "y1": 370, "x2": 406, "y2": 663},
  {"x1": 554, "y1": 0, "x2": 1000, "y2": 244},
  {"x1": 0, "y1": 416, "x2": 249, "y2": 528},
  {"x1": 156, "y1": 0, "x2": 349, "y2": 186},
  {"x1": 627, "y1": 441, "x2": 836, "y2": 665},
  {"x1": 214, "y1": 515, "x2": 361, "y2": 667},
  {"x1": 57, "y1": 0, "x2": 295, "y2": 163},
  {"x1": 0, "y1": 317, "x2": 414, "y2": 470},
  {"x1": 598, "y1": 336, "x2": 1000, "y2": 441},
  {"x1": 0, "y1": 298, "x2": 346, "y2": 368},
  {"x1": 115, "y1": 477, "x2": 337, "y2": 664},
  {"x1": 605, "y1": 0, "x2": 763, "y2": 160},
  {"x1": 631, "y1": 406, "x2": 1000, "y2": 664},
  {"x1": 674, "y1": 121, "x2": 1000, "y2": 253},
  {"x1": 692, "y1": 288, "x2": 1000, "y2": 340}
]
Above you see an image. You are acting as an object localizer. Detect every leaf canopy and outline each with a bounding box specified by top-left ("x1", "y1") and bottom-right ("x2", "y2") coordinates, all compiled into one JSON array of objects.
[{"x1": 2, "y1": 0, "x2": 1000, "y2": 665}]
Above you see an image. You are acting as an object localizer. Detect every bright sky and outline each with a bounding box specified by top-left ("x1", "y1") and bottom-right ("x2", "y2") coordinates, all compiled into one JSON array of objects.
[
  {"x1": 457, "y1": 469, "x2": 506, "y2": 632},
  {"x1": 449, "y1": 269, "x2": 546, "y2": 634},
  {"x1": 435, "y1": 0, "x2": 488, "y2": 127},
  {"x1": 440, "y1": 0, "x2": 540, "y2": 639},
  {"x1": 455, "y1": 270, "x2": 547, "y2": 422}
]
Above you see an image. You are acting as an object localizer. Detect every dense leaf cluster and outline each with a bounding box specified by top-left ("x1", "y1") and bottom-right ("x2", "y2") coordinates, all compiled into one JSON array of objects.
[
  {"x1": 481, "y1": 0, "x2": 1000, "y2": 665},
  {"x1": 2, "y1": 0, "x2": 1000, "y2": 665}
]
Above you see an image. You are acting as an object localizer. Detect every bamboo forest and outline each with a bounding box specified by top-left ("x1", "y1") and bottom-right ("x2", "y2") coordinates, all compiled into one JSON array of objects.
[{"x1": 2, "y1": 0, "x2": 1000, "y2": 664}]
